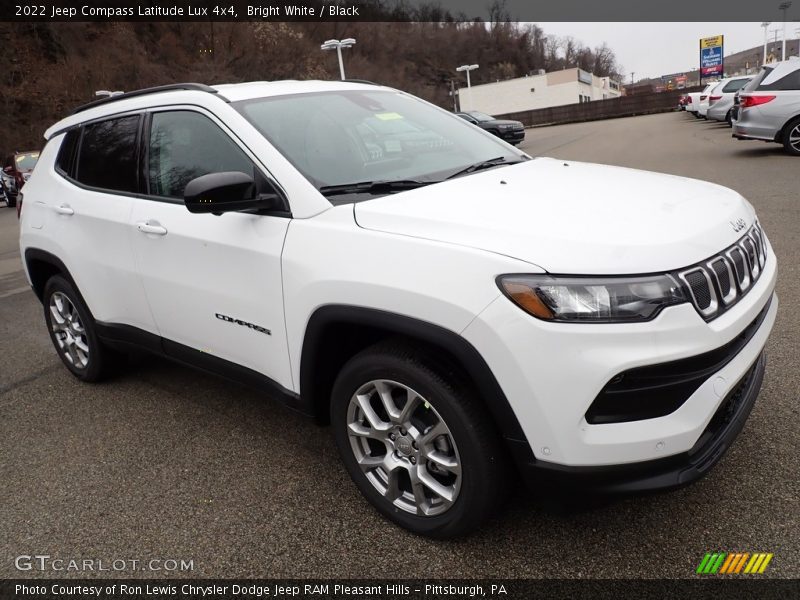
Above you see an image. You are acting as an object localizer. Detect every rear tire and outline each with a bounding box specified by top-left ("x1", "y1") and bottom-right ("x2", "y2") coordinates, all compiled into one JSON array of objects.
[
  {"x1": 331, "y1": 340, "x2": 509, "y2": 538},
  {"x1": 725, "y1": 110, "x2": 733, "y2": 126},
  {"x1": 781, "y1": 117, "x2": 800, "y2": 156},
  {"x1": 43, "y1": 275, "x2": 124, "y2": 382}
]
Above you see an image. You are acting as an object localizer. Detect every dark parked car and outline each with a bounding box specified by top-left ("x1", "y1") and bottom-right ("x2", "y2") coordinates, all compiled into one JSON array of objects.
[
  {"x1": 2, "y1": 150, "x2": 39, "y2": 209},
  {"x1": 455, "y1": 111, "x2": 525, "y2": 145}
]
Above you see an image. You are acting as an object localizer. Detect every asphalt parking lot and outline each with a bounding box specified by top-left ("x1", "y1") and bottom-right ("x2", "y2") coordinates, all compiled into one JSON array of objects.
[{"x1": 1, "y1": 111, "x2": 797, "y2": 579}]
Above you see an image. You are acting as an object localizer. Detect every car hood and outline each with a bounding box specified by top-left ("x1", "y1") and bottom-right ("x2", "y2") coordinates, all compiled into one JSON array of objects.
[{"x1": 353, "y1": 158, "x2": 756, "y2": 274}]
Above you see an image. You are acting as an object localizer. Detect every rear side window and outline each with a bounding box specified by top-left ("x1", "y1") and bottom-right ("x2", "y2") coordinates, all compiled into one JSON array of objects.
[
  {"x1": 148, "y1": 111, "x2": 255, "y2": 199},
  {"x1": 722, "y1": 79, "x2": 749, "y2": 93},
  {"x1": 55, "y1": 129, "x2": 80, "y2": 177},
  {"x1": 758, "y1": 69, "x2": 800, "y2": 91},
  {"x1": 76, "y1": 115, "x2": 140, "y2": 193}
]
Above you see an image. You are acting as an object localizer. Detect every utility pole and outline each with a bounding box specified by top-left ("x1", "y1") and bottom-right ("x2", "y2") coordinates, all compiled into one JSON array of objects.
[
  {"x1": 629, "y1": 72, "x2": 635, "y2": 84},
  {"x1": 761, "y1": 22, "x2": 771, "y2": 64},
  {"x1": 768, "y1": 28, "x2": 781, "y2": 61},
  {"x1": 779, "y1": 2, "x2": 792, "y2": 60},
  {"x1": 449, "y1": 79, "x2": 458, "y2": 112}
]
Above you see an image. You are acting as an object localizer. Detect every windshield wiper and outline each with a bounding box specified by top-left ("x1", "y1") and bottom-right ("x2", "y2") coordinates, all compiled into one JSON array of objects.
[
  {"x1": 446, "y1": 156, "x2": 526, "y2": 180},
  {"x1": 319, "y1": 179, "x2": 437, "y2": 197}
]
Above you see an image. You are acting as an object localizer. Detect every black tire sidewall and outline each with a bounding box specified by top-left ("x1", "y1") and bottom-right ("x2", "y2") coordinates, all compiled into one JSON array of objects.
[
  {"x1": 331, "y1": 348, "x2": 504, "y2": 538},
  {"x1": 783, "y1": 117, "x2": 800, "y2": 156},
  {"x1": 43, "y1": 275, "x2": 105, "y2": 381}
]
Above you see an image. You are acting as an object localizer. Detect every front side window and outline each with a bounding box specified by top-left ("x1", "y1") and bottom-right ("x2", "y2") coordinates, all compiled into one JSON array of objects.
[
  {"x1": 148, "y1": 111, "x2": 255, "y2": 199},
  {"x1": 76, "y1": 115, "x2": 140, "y2": 193},
  {"x1": 235, "y1": 90, "x2": 520, "y2": 195}
]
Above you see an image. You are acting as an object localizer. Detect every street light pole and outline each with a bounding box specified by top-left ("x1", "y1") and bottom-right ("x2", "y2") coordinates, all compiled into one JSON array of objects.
[
  {"x1": 761, "y1": 22, "x2": 771, "y2": 64},
  {"x1": 320, "y1": 38, "x2": 356, "y2": 80},
  {"x1": 779, "y1": 2, "x2": 792, "y2": 60},
  {"x1": 455, "y1": 64, "x2": 479, "y2": 110}
]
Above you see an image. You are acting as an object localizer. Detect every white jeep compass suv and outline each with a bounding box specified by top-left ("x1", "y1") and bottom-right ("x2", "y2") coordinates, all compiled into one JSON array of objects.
[{"x1": 19, "y1": 81, "x2": 778, "y2": 537}]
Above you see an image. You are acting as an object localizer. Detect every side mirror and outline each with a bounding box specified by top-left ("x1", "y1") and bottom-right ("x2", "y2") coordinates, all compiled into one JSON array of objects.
[{"x1": 184, "y1": 171, "x2": 282, "y2": 214}]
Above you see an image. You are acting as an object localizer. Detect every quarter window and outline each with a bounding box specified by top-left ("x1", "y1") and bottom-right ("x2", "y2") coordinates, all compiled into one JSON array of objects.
[
  {"x1": 148, "y1": 111, "x2": 255, "y2": 199},
  {"x1": 76, "y1": 115, "x2": 140, "y2": 193},
  {"x1": 56, "y1": 129, "x2": 80, "y2": 177}
]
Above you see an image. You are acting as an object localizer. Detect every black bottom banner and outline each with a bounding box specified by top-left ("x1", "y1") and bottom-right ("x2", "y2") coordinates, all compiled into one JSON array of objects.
[{"x1": 1, "y1": 579, "x2": 798, "y2": 600}]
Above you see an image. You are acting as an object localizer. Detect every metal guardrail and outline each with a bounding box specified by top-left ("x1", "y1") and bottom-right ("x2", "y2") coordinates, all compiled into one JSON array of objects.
[{"x1": 497, "y1": 86, "x2": 703, "y2": 127}]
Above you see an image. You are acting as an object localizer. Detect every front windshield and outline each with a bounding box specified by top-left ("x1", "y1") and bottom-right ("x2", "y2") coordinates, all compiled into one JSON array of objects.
[
  {"x1": 235, "y1": 90, "x2": 521, "y2": 197},
  {"x1": 15, "y1": 152, "x2": 39, "y2": 171},
  {"x1": 467, "y1": 111, "x2": 495, "y2": 122}
]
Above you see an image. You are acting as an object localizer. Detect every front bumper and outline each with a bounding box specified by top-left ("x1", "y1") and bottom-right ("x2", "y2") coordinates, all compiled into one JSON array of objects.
[
  {"x1": 511, "y1": 351, "x2": 765, "y2": 493},
  {"x1": 462, "y1": 247, "x2": 777, "y2": 469},
  {"x1": 501, "y1": 129, "x2": 525, "y2": 143}
]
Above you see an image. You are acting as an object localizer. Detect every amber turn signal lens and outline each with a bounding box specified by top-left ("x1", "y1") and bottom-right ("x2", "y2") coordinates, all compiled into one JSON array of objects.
[{"x1": 501, "y1": 281, "x2": 555, "y2": 320}]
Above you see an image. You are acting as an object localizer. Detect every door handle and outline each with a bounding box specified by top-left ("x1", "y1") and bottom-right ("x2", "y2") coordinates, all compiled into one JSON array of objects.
[
  {"x1": 54, "y1": 204, "x2": 74, "y2": 216},
  {"x1": 136, "y1": 221, "x2": 168, "y2": 236}
]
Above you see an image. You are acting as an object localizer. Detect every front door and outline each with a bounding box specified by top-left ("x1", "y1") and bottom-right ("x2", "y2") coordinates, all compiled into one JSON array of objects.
[{"x1": 129, "y1": 108, "x2": 293, "y2": 390}]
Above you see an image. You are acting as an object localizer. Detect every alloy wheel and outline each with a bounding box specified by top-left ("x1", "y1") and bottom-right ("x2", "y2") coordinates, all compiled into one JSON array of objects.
[
  {"x1": 346, "y1": 379, "x2": 462, "y2": 516},
  {"x1": 789, "y1": 124, "x2": 800, "y2": 153},
  {"x1": 49, "y1": 291, "x2": 90, "y2": 369}
]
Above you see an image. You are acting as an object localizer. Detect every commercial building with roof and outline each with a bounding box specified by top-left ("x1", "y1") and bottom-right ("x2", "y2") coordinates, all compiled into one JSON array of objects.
[{"x1": 458, "y1": 68, "x2": 621, "y2": 116}]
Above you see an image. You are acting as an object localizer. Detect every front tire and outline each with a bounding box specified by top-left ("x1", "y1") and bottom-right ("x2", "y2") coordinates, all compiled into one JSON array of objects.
[
  {"x1": 331, "y1": 341, "x2": 508, "y2": 538},
  {"x1": 782, "y1": 117, "x2": 800, "y2": 156},
  {"x1": 43, "y1": 275, "x2": 122, "y2": 381}
]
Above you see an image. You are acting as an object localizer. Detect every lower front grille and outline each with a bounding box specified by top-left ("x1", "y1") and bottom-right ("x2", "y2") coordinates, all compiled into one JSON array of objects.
[{"x1": 585, "y1": 296, "x2": 772, "y2": 425}]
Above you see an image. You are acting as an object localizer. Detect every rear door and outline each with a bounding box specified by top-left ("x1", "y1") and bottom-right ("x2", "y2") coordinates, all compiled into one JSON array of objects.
[
  {"x1": 45, "y1": 115, "x2": 156, "y2": 332},
  {"x1": 129, "y1": 107, "x2": 293, "y2": 389}
]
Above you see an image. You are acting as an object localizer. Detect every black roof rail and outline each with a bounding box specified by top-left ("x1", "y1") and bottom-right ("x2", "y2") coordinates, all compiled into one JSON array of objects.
[
  {"x1": 71, "y1": 83, "x2": 227, "y2": 115},
  {"x1": 342, "y1": 79, "x2": 381, "y2": 86}
]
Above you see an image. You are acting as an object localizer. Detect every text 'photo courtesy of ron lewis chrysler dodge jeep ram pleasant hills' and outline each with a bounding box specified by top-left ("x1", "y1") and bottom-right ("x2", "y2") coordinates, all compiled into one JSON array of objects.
[{"x1": 18, "y1": 80, "x2": 777, "y2": 538}]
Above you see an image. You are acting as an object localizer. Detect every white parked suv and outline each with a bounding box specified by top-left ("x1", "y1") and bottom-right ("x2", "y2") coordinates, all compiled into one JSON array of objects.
[{"x1": 19, "y1": 81, "x2": 778, "y2": 537}]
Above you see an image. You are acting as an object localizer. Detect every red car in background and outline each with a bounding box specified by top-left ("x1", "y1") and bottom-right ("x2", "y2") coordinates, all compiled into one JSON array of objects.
[{"x1": 2, "y1": 150, "x2": 39, "y2": 216}]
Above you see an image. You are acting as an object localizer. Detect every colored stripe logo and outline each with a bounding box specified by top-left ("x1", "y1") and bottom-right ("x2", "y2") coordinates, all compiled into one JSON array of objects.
[{"x1": 696, "y1": 552, "x2": 773, "y2": 574}]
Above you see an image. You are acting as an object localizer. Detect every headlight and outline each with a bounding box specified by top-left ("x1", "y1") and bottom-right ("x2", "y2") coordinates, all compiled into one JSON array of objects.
[
  {"x1": 499, "y1": 124, "x2": 513, "y2": 130},
  {"x1": 497, "y1": 274, "x2": 687, "y2": 323}
]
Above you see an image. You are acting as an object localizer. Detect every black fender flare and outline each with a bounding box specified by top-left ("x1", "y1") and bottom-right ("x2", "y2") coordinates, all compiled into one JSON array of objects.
[
  {"x1": 300, "y1": 305, "x2": 534, "y2": 463},
  {"x1": 24, "y1": 248, "x2": 80, "y2": 302}
]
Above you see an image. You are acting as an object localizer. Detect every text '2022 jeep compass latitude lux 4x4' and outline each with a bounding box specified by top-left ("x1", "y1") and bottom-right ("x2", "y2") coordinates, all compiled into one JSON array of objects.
[{"x1": 20, "y1": 81, "x2": 777, "y2": 537}]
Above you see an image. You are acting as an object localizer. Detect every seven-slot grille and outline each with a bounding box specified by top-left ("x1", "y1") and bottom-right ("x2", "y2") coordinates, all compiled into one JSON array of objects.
[{"x1": 677, "y1": 222, "x2": 768, "y2": 320}]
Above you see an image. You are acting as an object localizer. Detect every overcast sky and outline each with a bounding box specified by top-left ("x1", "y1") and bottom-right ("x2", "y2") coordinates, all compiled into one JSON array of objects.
[{"x1": 536, "y1": 23, "x2": 800, "y2": 80}]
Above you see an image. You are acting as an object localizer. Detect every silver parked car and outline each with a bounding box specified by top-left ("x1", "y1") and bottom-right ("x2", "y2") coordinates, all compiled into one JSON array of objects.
[
  {"x1": 707, "y1": 76, "x2": 751, "y2": 125},
  {"x1": 733, "y1": 58, "x2": 800, "y2": 155}
]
